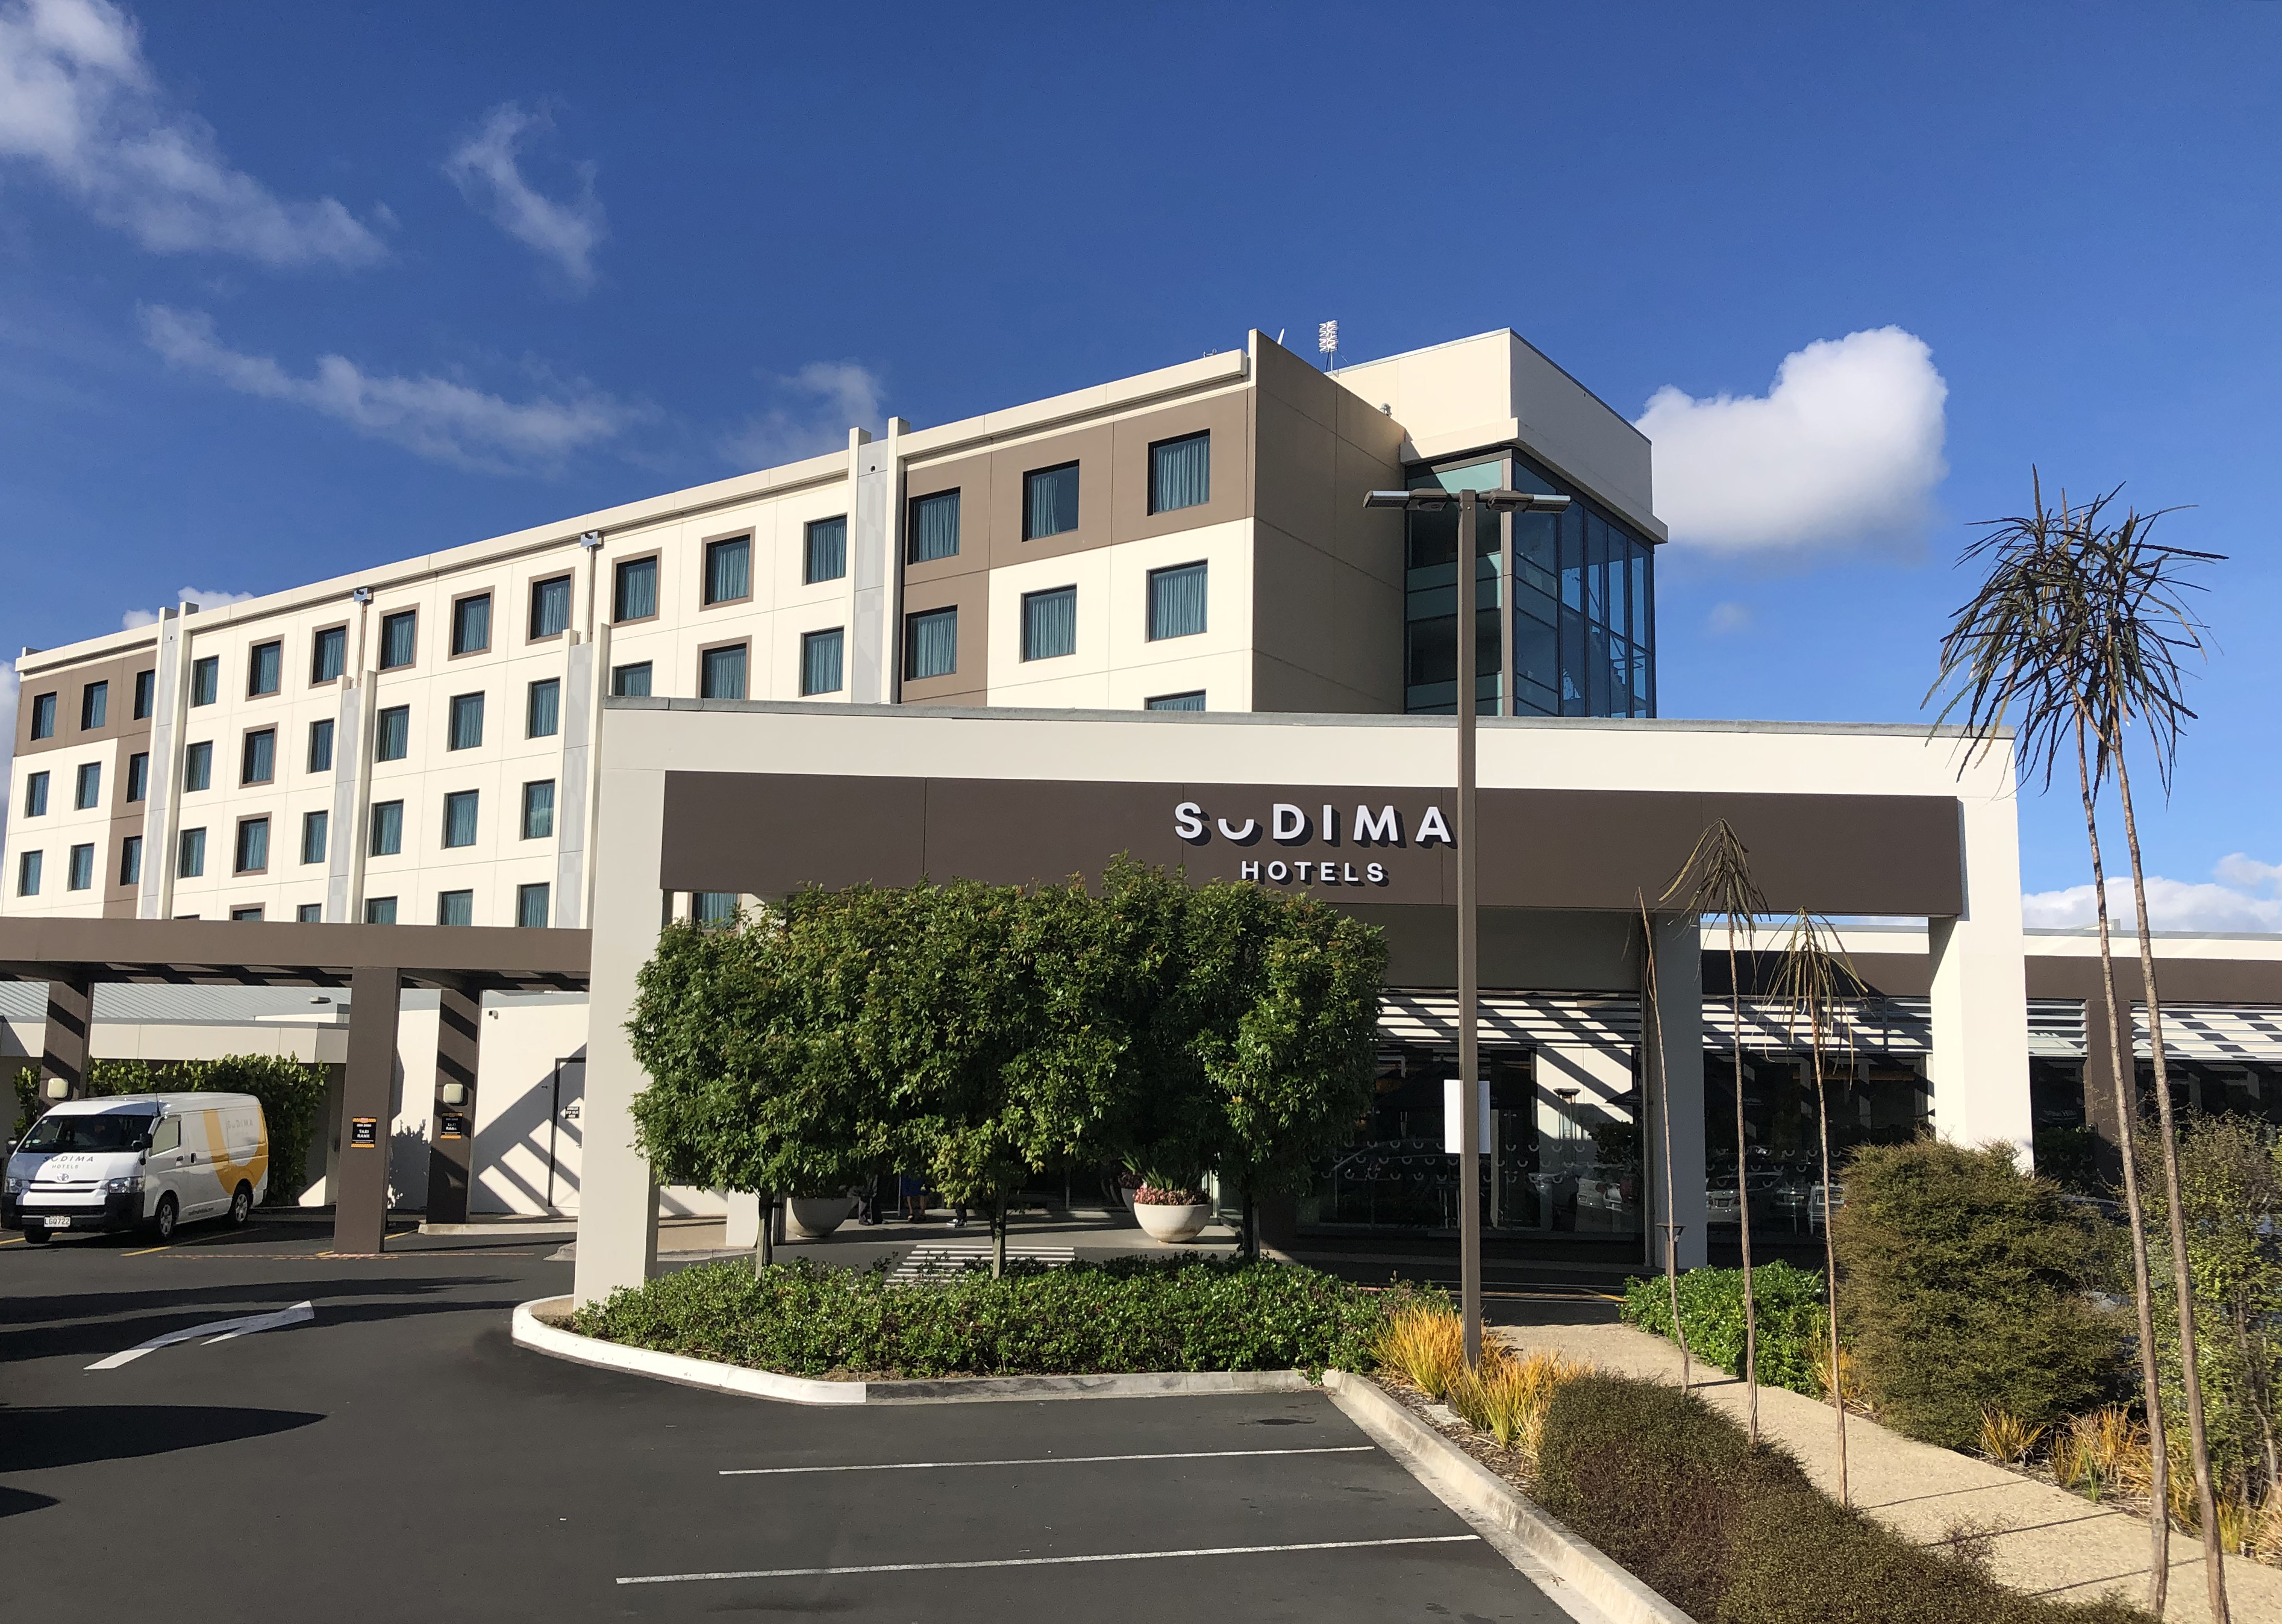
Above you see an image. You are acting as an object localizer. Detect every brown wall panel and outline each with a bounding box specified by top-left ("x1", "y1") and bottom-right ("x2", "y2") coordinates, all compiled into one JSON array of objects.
[{"x1": 17, "y1": 649, "x2": 156, "y2": 758}]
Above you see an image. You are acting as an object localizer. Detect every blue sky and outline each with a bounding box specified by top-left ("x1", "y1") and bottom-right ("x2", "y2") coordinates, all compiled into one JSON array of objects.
[{"x1": 1, "y1": 1, "x2": 2275, "y2": 925}]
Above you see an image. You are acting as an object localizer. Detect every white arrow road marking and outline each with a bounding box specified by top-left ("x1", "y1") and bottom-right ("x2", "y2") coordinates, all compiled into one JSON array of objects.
[
  {"x1": 87, "y1": 1301, "x2": 315, "y2": 1370},
  {"x1": 616, "y1": 1534, "x2": 1481, "y2": 1585},
  {"x1": 721, "y1": 1446, "x2": 1376, "y2": 1476}
]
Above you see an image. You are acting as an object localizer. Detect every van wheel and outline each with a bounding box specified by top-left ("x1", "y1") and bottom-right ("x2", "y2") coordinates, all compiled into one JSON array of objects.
[
  {"x1": 23, "y1": 1227, "x2": 51, "y2": 1245},
  {"x1": 228, "y1": 1184, "x2": 254, "y2": 1226},
  {"x1": 150, "y1": 1194, "x2": 178, "y2": 1241}
]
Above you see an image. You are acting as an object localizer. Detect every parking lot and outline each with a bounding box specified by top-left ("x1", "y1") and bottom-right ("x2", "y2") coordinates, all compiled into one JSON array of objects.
[{"x1": 2, "y1": 1217, "x2": 1589, "y2": 1623}]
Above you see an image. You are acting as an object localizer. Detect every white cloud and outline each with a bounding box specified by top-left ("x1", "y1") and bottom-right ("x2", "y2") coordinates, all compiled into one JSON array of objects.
[
  {"x1": 444, "y1": 102, "x2": 604, "y2": 289},
  {"x1": 120, "y1": 585, "x2": 253, "y2": 629},
  {"x1": 141, "y1": 304, "x2": 636, "y2": 473},
  {"x1": 1706, "y1": 601, "x2": 1754, "y2": 635},
  {"x1": 723, "y1": 361, "x2": 885, "y2": 469},
  {"x1": 2022, "y1": 852, "x2": 2282, "y2": 933},
  {"x1": 1637, "y1": 326, "x2": 1948, "y2": 561},
  {"x1": 0, "y1": 0, "x2": 384, "y2": 266}
]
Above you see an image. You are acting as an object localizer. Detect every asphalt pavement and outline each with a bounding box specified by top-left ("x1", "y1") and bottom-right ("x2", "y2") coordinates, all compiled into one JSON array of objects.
[{"x1": 2, "y1": 1213, "x2": 1589, "y2": 1622}]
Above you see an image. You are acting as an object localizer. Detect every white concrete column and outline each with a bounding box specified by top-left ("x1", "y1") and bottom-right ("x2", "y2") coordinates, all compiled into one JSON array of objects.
[
  {"x1": 724, "y1": 1191, "x2": 761, "y2": 1250},
  {"x1": 1648, "y1": 913, "x2": 1707, "y2": 1269},
  {"x1": 1926, "y1": 749, "x2": 2034, "y2": 1163},
  {"x1": 572, "y1": 756, "x2": 664, "y2": 1306}
]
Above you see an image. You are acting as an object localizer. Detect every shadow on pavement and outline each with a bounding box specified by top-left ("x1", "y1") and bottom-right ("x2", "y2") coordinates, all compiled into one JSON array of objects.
[
  {"x1": 0, "y1": 1404, "x2": 324, "y2": 1472},
  {"x1": 0, "y1": 1276, "x2": 525, "y2": 1362},
  {"x1": 0, "y1": 1485, "x2": 60, "y2": 1518}
]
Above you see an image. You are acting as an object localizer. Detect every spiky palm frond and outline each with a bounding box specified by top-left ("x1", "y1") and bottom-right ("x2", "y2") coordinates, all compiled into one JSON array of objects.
[{"x1": 1660, "y1": 818, "x2": 1769, "y2": 923}]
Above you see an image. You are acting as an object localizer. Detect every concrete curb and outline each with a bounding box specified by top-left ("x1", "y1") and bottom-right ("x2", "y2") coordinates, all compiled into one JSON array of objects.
[
  {"x1": 510, "y1": 1296, "x2": 1313, "y2": 1406},
  {"x1": 1322, "y1": 1370, "x2": 1692, "y2": 1624}
]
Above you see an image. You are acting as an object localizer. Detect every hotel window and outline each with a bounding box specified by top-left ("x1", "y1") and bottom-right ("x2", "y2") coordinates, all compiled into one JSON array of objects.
[
  {"x1": 369, "y1": 801, "x2": 403, "y2": 857},
  {"x1": 442, "y1": 789, "x2": 480, "y2": 849},
  {"x1": 30, "y1": 690, "x2": 56, "y2": 739},
  {"x1": 800, "y1": 629, "x2": 843, "y2": 696},
  {"x1": 516, "y1": 881, "x2": 550, "y2": 929},
  {"x1": 704, "y1": 536, "x2": 752, "y2": 605},
  {"x1": 296, "y1": 904, "x2": 322, "y2": 922},
  {"x1": 448, "y1": 692, "x2": 485, "y2": 751},
  {"x1": 73, "y1": 761, "x2": 99, "y2": 810},
  {"x1": 522, "y1": 779, "x2": 555, "y2": 840},
  {"x1": 126, "y1": 752, "x2": 149, "y2": 802},
  {"x1": 119, "y1": 835, "x2": 142, "y2": 887},
  {"x1": 67, "y1": 843, "x2": 95, "y2": 891},
  {"x1": 693, "y1": 892, "x2": 739, "y2": 927},
  {"x1": 1146, "y1": 691, "x2": 1206, "y2": 711},
  {"x1": 311, "y1": 625, "x2": 346, "y2": 684},
  {"x1": 307, "y1": 719, "x2": 334, "y2": 773},
  {"x1": 378, "y1": 610, "x2": 417, "y2": 670},
  {"x1": 177, "y1": 826, "x2": 206, "y2": 878},
  {"x1": 190, "y1": 656, "x2": 218, "y2": 705},
  {"x1": 451, "y1": 593, "x2": 492, "y2": 656},
  {"x1": 909, "y1": 490, "x2": 960, "y2": 563},
  {"x1": 301, "y1": 810, "x2": 328, "y2": 866},
  {"x1": 23, "y1": 771, "x2": 47, "y2": 817},
  {"x1": 132, "y1": 668, "x2": 155, "y2": 719},
  {"x1": 527, "y1": 677, "x2": 560, "y2": 739},
  {"x1": 610, "y1": 661, "x2": 652, "y2": 698},
  {"x1": 17, "y1": 850, "x2": 41, "y2": 895},
  {"x1": 365, "y1": 896, "x2": 397, "y2": 924},
  {"x1": 230, "y1": 906, "x2": 264, "y2": 922},
  {"x1": 1024, "y1": 462, "x2": 1080, "y2": 540},
  {"x1": 904, "y1": 607, "x2": 957, "y2": 681},
  {"x1": 613, "y1": 555, "x2": 658, "y2": 622},
  {"x1": 241, "y1": 727, "x2": 276, "y2": 785},
  {"x1": 437, "y1": 890, "x2": 474, "y2": 927},
  {"x1": 700, "y1": 643, "x2": 748, "y2": 700},
  {"x1": 375, "y1": 705, "x2": 410, "y2": 761},
  {"x1": 81, "y1": 679, "x2": 108, "y2": 730},
  {"x1": 248, "y1": 641, "x2": 282, "y2": 697},
  {"x1": 805, "y1": 516, "x2": 848, "y2": 584},
  {"x1": 530, "y1": 574, "x2": 572, "y2": 639},
  {"x1": 1149, "y1": 431, "x2": 1210, "y2": 514},
  {"x1": 234, "y1": 816, "x2": 269, "y2": 875},
  {"x1": 1146, "y1": 562, "x2": 1208, "y2": 640},
  {"x1": 184, "y1": 740, "x2": 213, "y2": 792},
  {"x1": 1021, "y1": 587, "x2": 1077, "y2": 661}
]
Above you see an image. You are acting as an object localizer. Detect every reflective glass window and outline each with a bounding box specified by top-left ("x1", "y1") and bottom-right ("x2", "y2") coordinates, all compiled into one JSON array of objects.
[
  {"x1": 1147, "y1": 563, "x2": 1207, "y2": 640},
  {"x1": 73, "y1": 761, "x2": 99, "y2": 809},
  {"x1": 177, "y1": 826, "x2": 206, "y2": 878},
  {"x1": 448, "y1": 692, "x2": 484, "y2": 751},
  {"x1": 301, "y1": 810, "x2": 328, "y2": 866},
  {"x1": 119, "y1": 835, "x2": 142, "y2": 886},
  {"x1": 67, "y1": 843, "x2": 94, "y2": 890},
  {"x1": 126, "y1": 752, "x2": 149, "y2": 802},
  {"x1": 379, "y1": 611, "x2": 417, "y2": 670},
  {"x1": 522, "y1": 779, "x2": 555, "y2": 840},
  {"x1": 527, "y1": 678, "x2": 560, "y2": 739},
  {"x1": 307, "y1": 719, "x2": 334, "y2": 773},
  {"x1": 364, "y1": 896, "x2": 397, "y2": 924},
  {"x1": 610, "y1": 661, "x2": 651, "y2": 698},
  {"x1": 704, "y1": 537, "x2": 751, "y2": 604},
  {"x1": 241, "y1": 728, "x2": 275, "y2": 785},
  {"x1": 904, "y1": 608, "x2": 957, "y2": 681},
  {"x1": 613, "y1": 556, "x2": 658, "y2": 622},
  {"x1": 23, "y1": 770, "x2": 46, "y2": 816},
  {"x1": 81, "y1": 680, "x2": 108, "y2": 729},
  {"x1": 442, "y1": 790, "x2": 480, "y2": 849},
  {"x1": 248, "y1": 642, "x2": 281, "y2": 697},
  {"x1": 1149, "y1": 432, "x2": 1210, "y2": 514},
  {"x1": 369, "y1": 801, "x2": 402, "y2": 857},
  {"x1": 701, "y1": 644, "x2": 747, "y2": 700},
  {"x1": 312, "y1": 625, "x2": 346, "y2": 682},
  {"x1": 437, "y1": 890, "x2": 474, "y2": 927},
  {"x1": 190, "y1": 657, "x2": 218, "y2": 705},
  {"x1": 376, "y1": 706, "x2": 410, "y2": 762},
  {"x1": 530, "y1": 575, "x2": 572, "y2": 639},
  {"x1": 801, "y1": 629, "x2": 843, "y2": 696},
  {"x1": 516, "y1": 882, "x2": 550, "y2": 929},
  {"x1": 234, "y1": 817, "x2": 269, "y2": 874},
  {"x1": 1021, "y1": 587, "x2": 1076, "y2": 661},
  {"x1": 805, "y1": 517, "x2": 847, "y2": 584},
  {"x1": 29, "y1": 691, "x2": 56, "y2": 737},
  {"x1": 184, "y1": 740, "x2": 212, "y2": 792},
  {"x1": 452, "y1": 595, "x2": 492, "y2": 656},
  {"x1": 133, "y1": 669, "x2": 155, "y2": 719},
  {"x1": 1024, "y1": 463, "x2": 1079, "y2": 540},
  {"x1": 910, "y1": 492, "x2": 960, "y2": 563}
]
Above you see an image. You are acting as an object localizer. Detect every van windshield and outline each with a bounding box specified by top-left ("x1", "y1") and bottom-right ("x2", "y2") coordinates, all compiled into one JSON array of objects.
[{"x1": 18, "y1": 1113, "x2": 157, "y2": 1152}]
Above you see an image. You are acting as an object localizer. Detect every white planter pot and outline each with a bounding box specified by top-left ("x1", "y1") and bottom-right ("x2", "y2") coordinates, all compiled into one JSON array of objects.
[
  {"x1": 1133, "y1": 1201, "x2": 1211, "y2": 1243},
  {"x1": 786, "y1": 1196, "x2": 852, "y2": 1240},
  {"x1": 1120, "y1": 1188, "x2": 1137, "y2": 1213}
]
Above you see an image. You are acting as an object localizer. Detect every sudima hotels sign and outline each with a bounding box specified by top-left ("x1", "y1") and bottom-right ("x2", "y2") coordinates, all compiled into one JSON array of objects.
[{"x1": 1171, "y1": 799, "x2": 1452, "y2": 889}]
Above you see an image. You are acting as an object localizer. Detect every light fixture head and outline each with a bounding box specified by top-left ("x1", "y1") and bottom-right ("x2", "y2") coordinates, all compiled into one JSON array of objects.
[
  {"x1": 1478, "y1": 491, "x2": 1574, "y2": 515},
  {"x1": 578, "y1": 529, "x2": 604, "y2": 551},
  {"x1": 350, "y1": 587, "x2": 372, "y2": 605}
]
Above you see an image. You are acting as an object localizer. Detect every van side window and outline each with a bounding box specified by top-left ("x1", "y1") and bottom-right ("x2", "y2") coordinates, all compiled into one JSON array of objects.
[{"x1": 149, "y1": 1117, "x2": 181, "y2": 1153}]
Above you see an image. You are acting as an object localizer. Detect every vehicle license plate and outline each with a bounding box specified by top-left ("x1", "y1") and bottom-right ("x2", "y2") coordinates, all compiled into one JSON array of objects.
[{"x1": 43, "y1": 1215, "x2": 70, "y2": 1228}]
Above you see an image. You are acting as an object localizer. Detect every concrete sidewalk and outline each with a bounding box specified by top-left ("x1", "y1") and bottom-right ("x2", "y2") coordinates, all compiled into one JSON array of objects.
[{"x1": 1497, "y1": 1319, "x2": 2278, "y2": 1623}]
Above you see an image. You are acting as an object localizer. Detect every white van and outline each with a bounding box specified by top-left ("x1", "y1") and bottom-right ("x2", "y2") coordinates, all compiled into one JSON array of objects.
[{"x1": 4, "y1": 1094, "x2": 269, "y2": 1243}]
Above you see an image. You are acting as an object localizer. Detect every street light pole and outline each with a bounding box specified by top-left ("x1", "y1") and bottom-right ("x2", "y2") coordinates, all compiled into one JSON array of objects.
[{"x1": 1366, "y1": 484, "x2": 1570, "y2": 1369}]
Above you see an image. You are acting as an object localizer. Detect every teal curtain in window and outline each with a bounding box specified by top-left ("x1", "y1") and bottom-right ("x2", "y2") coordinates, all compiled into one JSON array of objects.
[
  {"x1": 437, "y1": 890, "x2": 474, "y2": 927},
  {"x1": 184, "y1": 740, "x2": 212, "y2": 791},
  {"x1": 1024, "y1": 464, "x2": 1079, "y2": 539},
  {"x1": 516, "y1": 882, "x2": 551, "y2": 928},
  {"x1": 380, "y1": 613, "x2": 417, "y2": 669},
  {"x1": 240, "y1": 729, "x2": 274, "y2": 784},
  {"x1": 802, "y1": 629, "x2": 843, "y2": 695},
  {"x1": 694, "y1": 892, "x2": 739, "y2": 926},
  {"x1": 19, "y1": 851, "x2": 42, "y2": 895},
  {"x1": 25, "y1": 771, "x2": 46, "y2": 816},
  {"x1": 30, "y1": 692, "x2": 55, "y2": 737},
  {"x1": 701, "y1": 644, "x2": 748, "y2": 700},
  {"x1": 443, "y1": 790, "x2": 480, "y2": 849},
  {"x1": 905, "y1": 608, "x2": 958, "y2": 679},
  {"x1": 527, "y1": 678, "x2": 560, "y2": 739},
  {"x1": 376, "y1": 706, "x2": 409, "y2": 761},
  {"x1": 1146, "y1": 691, "x2": 1205, "y2": 711},
  {"x1": 312, "y1": 625, "x2": 346, "y2": 682},
  {"x1": 74, "y1": 762, "x2": 99, "y2": 808},
  {"x1": 364, "y1": 896, "x2": 397, "y2": 924},
  {"x1": 530, "y1": 576, "x2": 571, "y2": 638},
  {"x1": 449, "y1": 693, "x2": 484, "y2": 751},
  {"x1": 1022, "y1": 587, "x2": 1077, "y2": 660},
  {"x1": 805, "y1": 517, "x2": 847, "y2": 583},
  {"x1": 177, "y1": 827, "x2": 205, "y2": 878},
  {"x1": 249, "y1": 643, "x2": 280, "y2": 696},
  {"x1": 614, "y1": 556, "x2": 658, "y2": 621},
  {"x1": 610, "y1": 662, "x2": 652, "y2": 698},
  {"x1": 68, "y1": 843, "x2": 94, "y2": 890},
  {"x1": 706, "y1": 538, "x2": 751, "y2": 604},
  {"x1": 369, "y1": 801, "x2": 402, "y2": 857},
  {"x1": 910, "y1": 491, "x2": 961, "y2": 561},
  {"x1": 235, "y1": 818, "x2": 267, "y2": 874},
  {"x1": 1148, "y1": 563, "x2": 1207, "y2": 640},
  {"x1": 523, "y1": 780, "x2": 555, "y2": 839},
  {"x1": 302, "y1": 810, "x2": 328, "y2": 865},
  {"x1": 452, "y1": 597, "x2": 490, "y2": 656},
  {"x1": 82, "y1": 679, "x2": 109, "y2": 727},
  {"x1": 1149, "y1": 433, "x2": 1210, "y2": 513},
  {"x1": 120, "y1": 835, "x2": 142, "y2": 886}
]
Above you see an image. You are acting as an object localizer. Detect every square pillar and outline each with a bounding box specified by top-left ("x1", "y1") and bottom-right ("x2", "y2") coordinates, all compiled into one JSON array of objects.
[
  {"x1": 422, "y1": 985, "x2": 484, "y2": 1226},
  {"x1": 39, "y1": 972, "x2": 95, "y2": 1103},
  {"x1": 1929, "y1": 914, "x2": 2034, "y2": 1161},
  {"x1": 1646, "y1": 914, "x2": 1707, "y2": 1270},
  {"x1": 333, "y1": 965, "x2": 401, "y2": 1255}
]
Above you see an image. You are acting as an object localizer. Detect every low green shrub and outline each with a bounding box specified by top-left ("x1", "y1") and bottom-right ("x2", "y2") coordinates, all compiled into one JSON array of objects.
[
  {"x1": 1534, "y1": 1372, "x2": 2152, "y2": 1624},
  {"x1": 572, "y1": 1255, "x2": 1395, "y2": 1378},
  {"x1": 1620, "y1": 1261, "x2": 1828, "y2": 1395},
  {"x1": 1834, "y1": 1139, "x2": 2122, "y2": 1449},
  {"x1": 13, "y1": 1055, "x2": 329, "y2": 1204}
]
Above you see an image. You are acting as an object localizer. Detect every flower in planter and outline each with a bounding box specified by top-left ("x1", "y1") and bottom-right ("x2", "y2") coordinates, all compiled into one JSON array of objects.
[{"x1": 1134, "y1": 1183, "x2": 1207, "y2": 1206}]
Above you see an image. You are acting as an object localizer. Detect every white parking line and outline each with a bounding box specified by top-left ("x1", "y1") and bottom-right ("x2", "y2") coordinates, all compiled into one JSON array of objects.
[
  {"x1": 85, "y1": 1301, "x2": 315, "y2": 1370},
  {"x1": 617, "y1": 1533, "x2": 1481, "y2": 1585},
  {"x1": 721, "y1": 1445, "x2": 1375, "y2": 1476}
]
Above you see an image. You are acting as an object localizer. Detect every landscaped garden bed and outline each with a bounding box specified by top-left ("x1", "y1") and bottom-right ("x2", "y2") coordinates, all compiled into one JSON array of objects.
[{"x1": 569, "y1": 1254, "x2": 1396, "y2": 1381}]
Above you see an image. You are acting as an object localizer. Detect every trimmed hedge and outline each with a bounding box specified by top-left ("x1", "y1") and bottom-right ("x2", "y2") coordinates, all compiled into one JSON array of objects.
[
  {"x1": 1620, "y1": 1261, "x2": 1828, "y2": 1395},
  {"x1": 13, "y1": 1055, "x2": 329, "y2": 1204},
  {"x1": 1533, "y1": 1372, "x2": 2152, "y2": 1624},
  {"x1": 572, "y1": 1255, "x2": 1395, "y2": 1378}
]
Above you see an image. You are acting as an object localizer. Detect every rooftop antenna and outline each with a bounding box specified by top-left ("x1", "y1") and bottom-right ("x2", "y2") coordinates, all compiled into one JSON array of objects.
[{"x1": 1317, "y1": 319, "x2": 1339, "y2": 370}]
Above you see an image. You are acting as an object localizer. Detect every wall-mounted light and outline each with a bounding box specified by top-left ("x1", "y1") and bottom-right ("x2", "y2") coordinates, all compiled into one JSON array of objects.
[
  {"x1": 578, "y1": 530, "x2": 604, "y2": 551},
  {"x1": 440, "y1": 1083, "x2": 467, "y2": 1108},
  {"x1": 350, "y1": 587, "x2": 372, "y2": 605},
  {"x1": 43, "y1": 1078, "x2": 68, "y2": 1102}
]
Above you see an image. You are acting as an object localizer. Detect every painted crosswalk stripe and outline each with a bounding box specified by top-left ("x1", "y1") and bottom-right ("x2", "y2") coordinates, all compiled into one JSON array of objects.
[
  {"x1": 890, "y1": 1241, "x2": 1078, "y2": 1282},
  {"x1": 721, "y1": 1446, "x2": 1375, "y2": 1476},
  {"x1": 617, "y1": 1533, "x2": 1480, "y2": 1585},
  {"x1": 86, "y1": 1301, "x2": 315, "y2": 1370}
]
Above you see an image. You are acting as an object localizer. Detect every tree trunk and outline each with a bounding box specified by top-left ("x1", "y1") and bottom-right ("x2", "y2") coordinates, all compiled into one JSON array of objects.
[
  {"x1": 1812, "y1": 1019, "x2": 1848, "y2": 1507},
  {"x1": 1242, "y1": 1186, "x2": 1258, "y2": 1261},
  {"x1": 992, "y1": 1191, "x2": 1008, "y2": 1279},
  {"x1": 2115, "y1": 739, "x2": 2230, "y2": 1624},
  {"x1": 2076, "y1": 719, "x2": 2170, "y2": 1614},
  {"x1": 754, "y1": 1190, "x2": 774, "y2": 1274},
  {"x1": 1730, "y1": 919, "x2": 1758, "y2": 1445},
  {"x1": 1640, "y1": 899, "x2": 1690, "y2": 1391}
]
